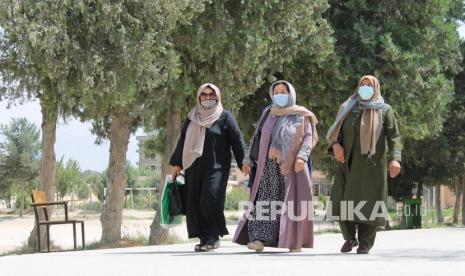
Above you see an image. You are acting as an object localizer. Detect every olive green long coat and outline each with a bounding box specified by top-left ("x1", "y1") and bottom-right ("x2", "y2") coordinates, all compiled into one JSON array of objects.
[{"x1": 329, "y1": 104, "x2": 402, "y2": 226}]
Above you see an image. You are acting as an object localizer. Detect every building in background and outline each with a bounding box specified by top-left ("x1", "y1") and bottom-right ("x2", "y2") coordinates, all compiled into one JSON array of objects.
[{"x1": 136, "y1": 131, "x2": 162, "y2": 170}]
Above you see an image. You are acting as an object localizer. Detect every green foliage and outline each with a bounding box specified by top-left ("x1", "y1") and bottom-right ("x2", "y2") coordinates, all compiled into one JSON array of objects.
[
  {"x1": 123, "y1": 163, "x2": 160, "y2": 209},
  {"x1": 55, "y1": 157, "x2": 83, "y2": 200},
  {"x1": 78, "y1": 200, "x2": 103, "y2": 212},
  {"x1": 0, "y1": 118, "x2": 41, "y2": 212},
  {"x1": 14, "y1": 195, "x2": 32, "y2": 209},
  {"x1": 77, "y1": 181, "x2": 91, "y2": 200},
  {"x1": 318, "y1": 195, "x2": 329, "y2": 210},
  {"x1": 1, "y1": 0, "x2": 465, "y2": 220},
  {"x1": 0, "y1": 0, "x2": 86, "y2": 119},
  {"x1": 235, "y1": 1, "x2": 465, "y2": 191},
  {"x1": 233, "y1": 0, "x2": 338, "y2": 173},
  {"x1": 83, "y1": 171, "x2": 105, "y2": 202},
  {"x1": 390, "y1": 40, "x2": 465, "y2": 200},
  {"x1": 143, "y1": 131, "x2": 166, "y2": 157},
  {"x1": 125, "y1": 162, "x2": 138, "y2": 189},
  {"x1": 326, "y1": 0, "x2": 464, "y2": 139},
  {"x1": 0, "y1": 118, "x2": 41, "y2": 183},
  {"x1": 63, "y1": 0, "x2": 208, "y2": 139},
  {"x1": 441, "y1": 41, "x2": 465, "y2": 179},
  {"x1": 145, "y1": 0, "x2": 335, "y2": 130},
  {"x1": 0, "y1": 172, "x2": 13, "y2": 206},
  {"x1": 224, "y1": 188, "x2": 249, "y2": 211},
  {"x1": 125, "y1": 162, "x2": 160, "y2": 189},
  {"x1": 136, "y1": 166, "x2": 160, "y2": 188}
]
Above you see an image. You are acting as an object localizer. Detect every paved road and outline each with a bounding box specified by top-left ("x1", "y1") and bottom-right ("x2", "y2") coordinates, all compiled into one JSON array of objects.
[
  {"x1": 1, "y1": 228, "x2": 464, "y2": 276},
  {"x1": 0, "y1": 210, "x2": 333, "y2": 253}
]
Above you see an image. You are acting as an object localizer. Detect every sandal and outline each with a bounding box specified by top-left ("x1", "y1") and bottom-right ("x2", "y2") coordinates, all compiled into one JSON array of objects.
[{"x1": 247, "y1": 240, "x2": 264, "y2": 252}]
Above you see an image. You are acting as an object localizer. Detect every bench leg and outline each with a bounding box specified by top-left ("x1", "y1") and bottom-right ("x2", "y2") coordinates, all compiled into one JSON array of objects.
[
  {"x1": 37, "y1": 224, "x2": 41, "y2": 253},
  {"x1": 73, "y1": 222, "x2": 77, "y2": 250},
  {"x1": 46, "y1": 225, "x2": 50, "y2": 252},
  {"x1": 81, "y1": 222, "x2": 85, "y2": 250}
]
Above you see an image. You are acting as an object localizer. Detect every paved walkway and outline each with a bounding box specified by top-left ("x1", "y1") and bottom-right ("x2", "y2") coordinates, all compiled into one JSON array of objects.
[
  {"x1": 1, "y1": 228, "x2": 464, "y2": 276},
  {"x1": 0, "y1": 210, "x2": 334, "y2": 253}
]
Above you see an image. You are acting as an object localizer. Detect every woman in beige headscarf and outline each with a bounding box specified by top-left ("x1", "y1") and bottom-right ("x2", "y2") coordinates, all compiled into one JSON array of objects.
[
  {"x1": 170, "y1": 83, "x2": 246, "y2": 252},
  {"x1": 327, "y1": 75, "x2": 402, "y2": 254}
]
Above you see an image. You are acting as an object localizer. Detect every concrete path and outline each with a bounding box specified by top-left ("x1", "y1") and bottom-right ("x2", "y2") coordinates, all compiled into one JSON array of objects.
[
  {"x1": 1, "y1": 228, "x2": 464, "y2": 276},
  {"x1": 0, "y1": 210, "x2": 334, "y2": 253}
]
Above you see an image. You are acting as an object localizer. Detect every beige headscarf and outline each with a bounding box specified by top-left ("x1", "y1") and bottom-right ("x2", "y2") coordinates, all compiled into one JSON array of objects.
[
  {"x1": 182, "y1": 83, "x2": 223, "y2": 169},
  {"x1": 326, "y1": 75, "x2": 385, "y2": 156}
]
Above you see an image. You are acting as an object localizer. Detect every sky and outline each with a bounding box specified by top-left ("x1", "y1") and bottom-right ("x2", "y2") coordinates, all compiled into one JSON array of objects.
[
  {"x1": 0, "y1": 100, "x2": 144, "y2": 172},
  {"x1": 1, "y1": 24, "x2": 465, "y2": 172}
]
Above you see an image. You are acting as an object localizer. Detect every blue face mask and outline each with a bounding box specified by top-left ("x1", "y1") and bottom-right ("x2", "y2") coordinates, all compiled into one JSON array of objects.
[
  {"x1": 358, "y1": 85, "x2": 374, "y2": 100},
  {"x1": 273, "y1": 94, "x2": 289, "y2": 107}
]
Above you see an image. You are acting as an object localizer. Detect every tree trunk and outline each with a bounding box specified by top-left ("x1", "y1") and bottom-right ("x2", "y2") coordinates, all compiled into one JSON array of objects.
[
  {"x1": 19, "y1": 182, "x2": 25, "y2": 218},
  {"x1": 6, "y1": 195, "x2": 11, "y2": 209},
  {"x1": 434, "y1": 184, "x2": 444, "y2": 224},
  {"x1": 27, "y1": 100, "x2": 58, "y2": 249},
  {"x1": 100, "y1": 110, "x2": 132, "y2": 244},
  {"x1": 462, "y1": 177, "x2": 465, "y2": 226},
  {"x1": 416, "y1": 182, "x2": 422, "y2": 198},
  {"x1": 149, "y1": 98, "x2": 182, "y2": 245},
  {"x1": 453, "y1": 177, "x2": 461, "y2": 224},
  {"x1": 71, "y1": 193, "x2": 74, "y2": 211}
]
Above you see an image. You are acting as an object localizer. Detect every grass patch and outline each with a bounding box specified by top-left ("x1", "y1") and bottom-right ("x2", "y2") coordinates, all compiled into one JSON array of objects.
[
  {"x1": 386, "y1": 207, "x2": 464, "y2": 229},
  {"x1": 0, "y1": 242, "x2": 62, "y2": 257},
  {"x1": 83, "y1": 232, "x2": 185, "y2": 250},
  {"x1": 1, "y1": 232, "x2": 185, "y2": 256},
  {"x1": 315, "y1": 227, "x2": 341, "y2": 235},
  {"x1": 224, "y1": 188, "x2": 249, "y2": 210}
]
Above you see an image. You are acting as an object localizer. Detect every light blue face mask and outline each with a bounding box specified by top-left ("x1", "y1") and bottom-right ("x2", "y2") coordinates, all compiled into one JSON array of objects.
[
  {"x1": 273, "y1": 94, "x2": 289, "y2": 107},
  {"x1": 358, "y1": 85, "x2": 374, "y2": 100}
]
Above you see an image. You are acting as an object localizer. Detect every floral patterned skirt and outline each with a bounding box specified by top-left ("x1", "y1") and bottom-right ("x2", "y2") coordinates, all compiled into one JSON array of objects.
[{"x1": 247, "y1": 158, "x2": 286, "y2": 246}]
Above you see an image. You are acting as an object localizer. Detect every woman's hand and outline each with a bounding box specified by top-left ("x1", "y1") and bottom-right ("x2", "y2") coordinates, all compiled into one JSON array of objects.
[
  {"x1": 242, "y1": 163, "x2": 251, "y2": 176},
  {"x1": 294, "y1": 158, "x2": 306, "y2": 172},
  {"x1": 333, "y1": 143, "x2": 345, "y2": 163},
  {"x1": 172, "y1": 165, "x2": 182, "y2": 180},
  {"x1": 389, "y1": 160, "x2": 401, "y2": 178}
]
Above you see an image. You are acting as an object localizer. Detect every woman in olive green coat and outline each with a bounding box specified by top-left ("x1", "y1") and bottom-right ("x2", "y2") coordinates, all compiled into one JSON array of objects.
[{"x1": 327, "y1": 75, "x2": 402, "y2": 254}]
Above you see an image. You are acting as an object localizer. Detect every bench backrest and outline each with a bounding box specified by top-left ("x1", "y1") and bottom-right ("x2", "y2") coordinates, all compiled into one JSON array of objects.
[
  {"x1": 31, "y1": 191, "x2": 47, "y2": 203},
  {"x1": 31, "y1": 191, "x2": 50, "y2": 221}
]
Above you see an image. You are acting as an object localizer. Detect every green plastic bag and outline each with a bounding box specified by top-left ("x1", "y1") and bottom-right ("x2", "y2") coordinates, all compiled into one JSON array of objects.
[{"x1": 160, "y1": 175, "x2": 184, "y2": 228}]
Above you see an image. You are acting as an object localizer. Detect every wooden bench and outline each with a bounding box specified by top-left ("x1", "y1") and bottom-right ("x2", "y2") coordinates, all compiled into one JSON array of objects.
[{"x1": 31, "y1": 191, "x2": 85, "y2": 252}]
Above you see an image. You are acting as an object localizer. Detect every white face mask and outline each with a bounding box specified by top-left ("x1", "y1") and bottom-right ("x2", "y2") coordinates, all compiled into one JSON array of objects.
[
  {"x1": 358, "y1": 85, "x2": 375, "y2": 100},
  {"x1": 200, "y1": 99, "x2": 218, "y2": 109}
]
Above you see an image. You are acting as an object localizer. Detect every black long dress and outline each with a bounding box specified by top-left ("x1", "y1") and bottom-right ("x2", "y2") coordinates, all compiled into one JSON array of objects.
[{"x1": 170, "y1": 110, "x2": 246, "y2": 241}]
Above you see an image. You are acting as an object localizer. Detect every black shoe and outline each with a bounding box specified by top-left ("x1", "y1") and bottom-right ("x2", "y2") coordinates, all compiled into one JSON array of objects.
[
  {"x1": 340, "y1": 239, "x2": 359, "y2": 253},
  {"x1": 194, "y1": 243, "x2": 210, "y2": 252},
  {"x1": 194, "y1": 238, "x2": 208, "y2": 252},
  {"x1": 356, "y1": 244, "x2": 370, "y2": 254},
  {"x1": 206, "y1": 239, "x2": 220, "y2": 250},
  {"x1": 206, "y1": 236, "x2": 220, "y2": 250}
]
